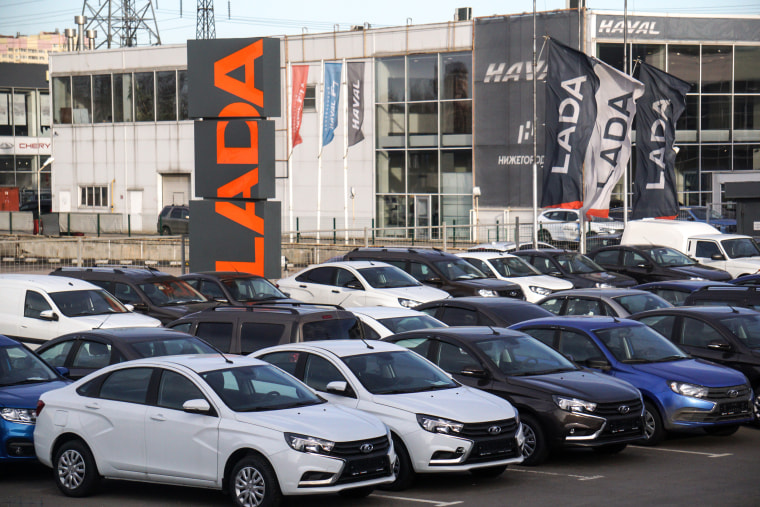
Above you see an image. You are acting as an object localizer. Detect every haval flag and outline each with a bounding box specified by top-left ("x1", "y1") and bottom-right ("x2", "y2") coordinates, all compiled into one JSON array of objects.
[
  {"x1": 322, "y1": 62, "x2": 342, "y2": 147},
  {"x1": 582, "y1": 59, "x2": 644, "y2": 218},
  {"x1": 291, "y1": 64, "x2": 309, "y2": 148},
  {"x1": 542, "y1": 38, "x2": 599, "y2": 209},
  {"x1": 347, "y1": 62, "x2": 365, "y2": 147},
  {"x1": 632, "y1": 63, "x2": 690, "y2": 219}
]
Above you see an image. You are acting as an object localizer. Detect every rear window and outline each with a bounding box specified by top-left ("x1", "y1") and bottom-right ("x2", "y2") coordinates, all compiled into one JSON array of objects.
[
  {"x1": 240, "y1": 323, "x2": 287, "y2": 354},
  {"x1": 301, "y1": 317, "x2": 363, "y2": 341},
  {"x1": 196, "y1": 322, "x2": 233, "y2": 352},
  {"x1": 131, "y1": 336, "x2": 217, "y2": 357}
]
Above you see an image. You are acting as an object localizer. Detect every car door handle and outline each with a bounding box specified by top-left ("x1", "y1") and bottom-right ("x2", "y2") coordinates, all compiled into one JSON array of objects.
[
  {"x1": 150, "y1": 414, "x2": 167, "y2": 422},
  {"x1": 299, "y1": 284, "x2": 307, "y2": 288},
  {"x1": 84, "y1": 402, "x2": 100, "y2": 410},
  {"x1": 332, "y1": 289, "x2": 340, "y2": 293}
]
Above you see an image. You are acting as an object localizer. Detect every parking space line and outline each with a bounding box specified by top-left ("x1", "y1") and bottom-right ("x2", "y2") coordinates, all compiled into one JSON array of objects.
[
  {"x1": 507, "y1": 468, "x2": 604, "y2": 481},
  {"x1": 372, "y1": 494, "x2": 463, "y2": 506},
  {"x1": 631, "y1": 446, "x2": 732, "y2": 458}
]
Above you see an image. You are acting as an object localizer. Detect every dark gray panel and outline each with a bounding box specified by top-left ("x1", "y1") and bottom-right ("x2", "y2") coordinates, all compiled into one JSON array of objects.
[
  {"x1": 0, "y1": 63, "x2": 48, "y2": 88},
  {"x1": 595, "y1": 15, "x2": 760, "y2": 43}
]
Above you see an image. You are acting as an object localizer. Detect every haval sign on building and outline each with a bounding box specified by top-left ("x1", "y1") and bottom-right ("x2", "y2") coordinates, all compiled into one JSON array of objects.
[{"x1": 187, "y1": 38, "x2": 281, "y2": 278}]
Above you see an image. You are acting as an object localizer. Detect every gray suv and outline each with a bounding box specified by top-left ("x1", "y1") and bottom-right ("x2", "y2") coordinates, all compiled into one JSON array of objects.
[{"x1": 157, "y1": 205, "x2": 189, "y2": 235}]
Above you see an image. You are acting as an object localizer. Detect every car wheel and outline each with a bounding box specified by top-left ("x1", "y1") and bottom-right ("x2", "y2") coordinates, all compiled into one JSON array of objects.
[
  {"x1": 519, "y1": 414, "x2": 549, "y2": 466},
  {"x1": 470, "y1": 465, "x2": 508, "y2": 478},
  {"x1": 704, "y1": 425, "x2": 740, "y2": 437},
  {"x1": 752, "y1": 391, "x2": 760, "y2": 426},
  {"x1": 54, "y1": 439, "x2": 100, "y2": 497},
  {"x1": 230, "y1": 454, "x2": 282, "y2": 507},
  {"x1": 593, "y1": 443, "x2": 627, "y2": 454},
  {"x1": 380, "y1": 435, "x2": 414, "y2": 491},
  {"x1": 538, "y1": 229, "x2": 552, "y2": 242},
  {"x1": 161, "y1": 225, "x2": 171, "y2": 235},
  {"x1": 641, "y1": 401, "x2": 665, "y2": 446},
  {"x1": 338, "y1": 486, "x2": 375, "y2": 498}
]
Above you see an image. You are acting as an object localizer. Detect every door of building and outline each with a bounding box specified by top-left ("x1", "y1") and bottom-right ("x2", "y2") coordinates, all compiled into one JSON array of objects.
[{"x1": 414, "y1": 194, "x2": 432, "y2": 239}]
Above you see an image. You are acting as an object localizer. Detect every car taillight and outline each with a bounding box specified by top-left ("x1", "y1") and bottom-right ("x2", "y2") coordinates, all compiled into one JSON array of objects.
[{"x1": 35, "y1": 400, "x2": 45, "y2": 417}]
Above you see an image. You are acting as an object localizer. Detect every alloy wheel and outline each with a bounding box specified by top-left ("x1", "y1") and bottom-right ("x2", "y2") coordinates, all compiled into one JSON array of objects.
[
  {"x1": 234, "y1": 465, "x2": 266, "y2": 507},
  {"x1": 58, "y1": 449, "x2": 86, "y2": 491},
  {"x1": 521, "y1": 423, "x2": 537, "y2": 459}
]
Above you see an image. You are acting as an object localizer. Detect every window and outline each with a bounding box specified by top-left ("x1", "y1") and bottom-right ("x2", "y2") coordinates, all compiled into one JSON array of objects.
[
  {"x1": 196, "y1": 322, "x2": 233, "y2": 352},
  {"x1": 156, "y1": 70, "x2": 177, "y2": 121},
  {"x1": 303, "y1": 354, "x2": 346, "y2": 392},
  {"x1": 52, "y1": 76, "x2": 72, "y2": 124},
  {"x1": 112, "y1": 282, "x2": 141, "y2": 305},
  {"x1": 408, "y1": 261, "x2": 435, "y2": 282},
  {"x1": 565, "y1": 298, "x2": 604, "y2": 316},
  {"x1": 637, "y1": 315, "x2": 677, "y2": 340},
  {"x1": 440, "y1": 306, "x2": 478, "y2": 326},
  {"x1": 157, "y1": 370, "x2": 205, "y2": 411},
  {"x1": 539, "y1": 298, "x2": 564, "y2": 315},
  {"x1": 37, "y1": 340, "x2": 74, "y2": 368},
  {"x1": 23, "y1": 291, "x2": 51, "y2": 319},
  {"x1": 134, "y1": 71, "x2": 154, "y2": 121},
  {"x1": 298, "y1": 266, "x2": 335, "y2": 285},
  {"x1": 178, "y1": 70, "x2": 189, "y2": 120},
  {"x1": 72, "y1": 75, "x2": 91, "y2": 124},
  {"x1": 113, "y1": 73, "x2": 133, "y2": 122},
  {"x1": 335, "y1": 268, "x2": 361, "y2": 288},
  {"x1": 92, "y1": 74, "x2": 112, "y2": 123},
  {"x1": 72, "y1": 341, "x2": 112, "y2": 369},
  {"x1": 695, "y1": 241, "x2": 721, "y2": 258},
  {"x1": 558, "y1": 330, "x2": 602, "y2": 364},
  {"x1": 303, "y1": 85, "x2": 316, "y2": 111},
  {"x1": 393, "y1": 337, "x2": 433, "y2": 357},
  {"x1": 680, "y1": 318, "x2": 723, "y2": 348},
  {"x1": 80, "y1": 186, "x2": 109, "y2": 207},
  {"x1": 622, "y1": 250, "x2": 647, "y2": 267},
  {"x1": 259, "y1": 350, "x2": 301, "y2": 376},
  {"x1": 435, "y1": 341, "x2": 480, "y2": 374},
  {"x1": 100, "y1": 367, "x2": 153, "y2": 404},
  {"x1": 198, "y1": 280, "x2": 225, "y2": 300},
  {"x1": 519, "y1": 327, "x2": 557, "y2": 348},
  {"x1": 240, "y1": 322, "x2": 286, "y2": 354}
]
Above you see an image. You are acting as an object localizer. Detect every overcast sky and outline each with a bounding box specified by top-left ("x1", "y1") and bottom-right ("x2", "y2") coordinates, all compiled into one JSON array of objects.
[{"x1": 1, "y1": 0, "x2": 757, "y2": 45}]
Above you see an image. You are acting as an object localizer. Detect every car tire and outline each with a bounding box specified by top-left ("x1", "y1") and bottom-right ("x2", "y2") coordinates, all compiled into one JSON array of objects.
[
  {"x1": 752, "y1": 391, "x2": 760, "y2": 427},
  {"x1": 519, "y1": 414, "x2": 549, "y2": 466},
  {"x1": 704, "y1": 425, "x2": 740, "y2": 437},
  {"x1": 592, "y1": 443, "x2": 627, "y2": 454},
  {"x1": 379, "y1": 435, "x2": 414, "y2": 491},
  {"x1": 338, "y1": 486, "x2": 375, "y2": 498},
  {"x1": 641, "y1": 401, "x2": 665, "y2": 446},
  {"x1": 470, "y1": 465, "x2": 508, "y2": 478},
  {"x1": 161, "y1": 225, "x2": 171, "y2": 235},
  {"x1": 230, "y1": 454, "x2": 282, "y2": 507},
  {"x1": 538, "y1": 229, "x2": 552, "y2": 242},
  {"x1": 54, "y1": 439, "x2": 100, "y2": 497}
]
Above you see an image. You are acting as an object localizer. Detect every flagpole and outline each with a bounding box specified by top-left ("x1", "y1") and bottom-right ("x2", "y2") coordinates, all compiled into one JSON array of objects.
[
  {"x1": 623, "y1": 0, "x2": 629, "y2": 225},
  {"x1": 342, "y1": 58, "x2": 349, "y2": 244},
  {"x1": 317, "y1": 59, "x2": 324, "y2": 244},
  {"x1": 532, "y1": 0, "x2": 538, "y2": 248},
  {"x1": 286, "y1": 60, "x2": 294, "y2": 243}
]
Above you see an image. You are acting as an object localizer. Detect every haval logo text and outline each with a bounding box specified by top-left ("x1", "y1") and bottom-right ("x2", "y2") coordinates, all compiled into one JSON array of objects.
[
  {"x1": 483, "y1": 60, "x2": 547, "y2": 83},
  {"x1": 598, "y1": 19, "x2": 661, "y2": 35}
]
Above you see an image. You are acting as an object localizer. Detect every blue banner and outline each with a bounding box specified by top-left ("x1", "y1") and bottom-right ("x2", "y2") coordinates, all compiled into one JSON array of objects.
[{"x1": 322, "y1": 62, "x2": 342, "y2": 146}]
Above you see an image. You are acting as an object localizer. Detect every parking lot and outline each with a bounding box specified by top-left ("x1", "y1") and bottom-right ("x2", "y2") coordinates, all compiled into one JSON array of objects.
[{"x1": 2, "y1": 426, "x2": 757, "y2": 507}]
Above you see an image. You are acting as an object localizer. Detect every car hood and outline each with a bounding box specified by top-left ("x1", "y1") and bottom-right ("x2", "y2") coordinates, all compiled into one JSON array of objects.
[
  {"x1": 511, "y1": 370, "x2": 640, "y2": 402},
  {"x1": 71, "y1": 312, "x2": 161, "y2": 328},
  {"x1": 0, "y1": 380, "x2": 70, "y2": 409},
  {"x1": 453, "y1": 278, "x2": 522, "y2": 292},
  {"x1": 628, "y1": 358, "x2": 748, "y2": 387},
  {"x1": 503, "y1": 275, "x2": 573, "y2": 291},
  {"x1": 371, "y1": 386, "x2": 516, "y2": 422},
  {"x1": 574, "y1": 271, "x2": 637, "y2": 287},
  {"x1": 156, "y1": 301, "x2": 219, "y2": 318},
  {"x1": 665, "y1": 265, "x2": 732, "y2": 281},
  {"x1": 234, "y1": 403, "x2": 386, "y2": 440},
  {"x1": 375, "y1": 285, "x2": 450, "y2": 302}
]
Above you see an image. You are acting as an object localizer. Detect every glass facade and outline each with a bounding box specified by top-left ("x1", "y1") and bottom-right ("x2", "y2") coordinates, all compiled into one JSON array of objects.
[
  {"x1": 597, "y1": 42, "x2": 760, "y2": 206},
  {"x1": 375, "y1": 52, "x2": 473, "y2": 237}
]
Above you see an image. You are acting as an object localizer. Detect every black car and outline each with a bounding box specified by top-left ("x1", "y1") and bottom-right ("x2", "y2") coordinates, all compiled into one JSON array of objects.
[
  {"x1": 180, "y1": 271, "x2": 296, "y2": 305},
  {"x1": 684, "y1": 285, "x2": 760, "y2": 310},
  {"x1": 157, "y1": 204, "x2": 189, "y2": 235},
  {"x1": 167, "y1": 302, "x2": 365, "y2": 354},
  {"x1": 49, "y1": 266, "x2": 218, "y2": 325},
  {"x1": 629, "y1": 306, "x2": 760, "y2": 421},
  {"x1": 35, "y1": 327, "x2": 218, "y2": 380},
  {"x1": 415, "y1": 297, "x2": 554, "y2": 327},
  {"x1": 732, "y1": 274, "x2": 760, "y2": 286},
  {"x1": 384, "y1": 327, "x2": 644, "y2": 465},
  {"x1": 635, "y1": 280, "x2": 735, "y2": 306},
  {"x1": 343, "y1": 247, "x2": 524, "y2": 299},
  {"x1": 512, "y1": 249, "x2": 637, "y2": 289},
  {"x1": 588, "y1": 244, "x2": 732, "y2": 284}
]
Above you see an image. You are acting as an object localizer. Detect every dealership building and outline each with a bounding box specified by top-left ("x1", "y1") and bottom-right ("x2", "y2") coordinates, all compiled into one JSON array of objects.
[{"x1": 44, "y1": 8, "x2": 760, "y2": 235}]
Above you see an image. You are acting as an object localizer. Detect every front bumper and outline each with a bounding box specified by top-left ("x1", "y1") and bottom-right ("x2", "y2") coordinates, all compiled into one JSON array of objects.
[
  {"x1": 0, "y1": 421, "x2": 37, "y2": 462},
  {"x1": 662, "y1": 385, "x2": 753, "y2": 430},
  {"x1": 549, "y1": 399, "x2": 645, "y2": 448}
]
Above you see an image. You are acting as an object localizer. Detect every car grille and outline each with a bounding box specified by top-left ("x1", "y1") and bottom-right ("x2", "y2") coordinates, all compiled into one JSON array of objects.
[
  {"x1": 330, "y1": 435, "x2": 390, "y2": 457},
  {"x1": 458, "y1": 419, "x2": 521, "y2": 464},
  {"x1": 498, "y1": 289, "x2": 524, "y2": 299},
  {"x1": 594, "y1": 398, "x2": 643, "y2": 417},
  {"x1": 460, "y1": 418, "x2": 519, "y2": 438},
  {"x1": 331, "y1": 435, "x2": 392, "y2": 484},
  {"x1": 706, "y1": 384, "x2": 751, "y2": 401}
]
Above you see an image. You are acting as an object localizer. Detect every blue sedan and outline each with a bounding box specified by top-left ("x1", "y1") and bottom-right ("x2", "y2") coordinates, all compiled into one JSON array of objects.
[
  {"x1": 0, "y1": 335, "x2": 69, "y2": 462},
  {"x1": 510, "y1": 317, "x2": 753, "y2": 445}
]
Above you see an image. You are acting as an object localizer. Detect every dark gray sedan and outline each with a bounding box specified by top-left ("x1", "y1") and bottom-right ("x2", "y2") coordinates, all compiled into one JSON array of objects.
[{"x1": 536, "y1": 288, "x2": 672, "y2": 318}]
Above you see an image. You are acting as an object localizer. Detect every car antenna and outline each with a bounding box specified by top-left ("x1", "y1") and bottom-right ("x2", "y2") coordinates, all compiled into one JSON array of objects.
[
  {"x1": 488, "y1": 326, "x2": 499, "y2": 335},
  {"x1": 358, "y1": 326, "x2": 375, "y2": 349},
  {"x1": 94, "y1": 312, "x2": 113, "y2": 329}
]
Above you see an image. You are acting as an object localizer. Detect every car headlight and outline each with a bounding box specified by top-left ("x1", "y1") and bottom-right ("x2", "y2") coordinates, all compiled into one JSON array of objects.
[
  {"x1": 416, "y1": 414, "x2": 464, "y2": 434},
  {"x1": 529, "y1": 286, "x2": 552, "y2": 296},
  {"x1": 1, "y1": 408, "x2": 36, "y2": 425},
  {"x1": 477, "y1": 289, "x2": 498, "y2": 297},
  {"x1": 553, "y1": 395, "x2": 597, "y2": 413},
  {"x1": 669, "y1": 381, "x2": 708, "y2": 399},
  {"x1": 595, "y1": 282, "x2": 612, "y2": 288},
  {"x1": 398, "y1": 298, "x2": 421, "y2": 308},
  {"x1": 284, "y1": 433, "x2": 335, "y2": 454}
]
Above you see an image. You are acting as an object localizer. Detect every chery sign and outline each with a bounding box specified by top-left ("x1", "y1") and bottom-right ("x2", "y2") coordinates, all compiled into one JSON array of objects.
[{"x1": 187, "y1": 38, "x2": 281, "y2": 278}]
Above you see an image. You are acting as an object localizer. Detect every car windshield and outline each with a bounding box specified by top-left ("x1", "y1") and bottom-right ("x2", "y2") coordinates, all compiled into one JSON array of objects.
[
  {"x1": 343, "y1": 350, "x2": 458, "y2": 395},
  {"x1": 0, "y1": 344, "x2": 59, "y2": 386},
  {"x1": 138, "y1": 280, "x2": 207, "y2": 306},
  {"x1": 377, "y1": 315, "x2": 445, "y2": 333},
  {"x1": 689, "y1": 207, "x2": 723, "y2": 220},
  {"x1": 131, "y1": 336, "x2": 218, "y2": 357},
  {"x1": 50, "y1": 289, "x2": 129, "y2": 317},
  {"x1": 612, "y1": 293, "x2": 671, "y2": 314},
  {"x1": 222, "y1": 277, "x2": 288, "y2": 302},
  {"x1": 717, "y1": 314, "x2": 760, "y2": 349},
  {"x1": 594, "y1": 325, "x2": 688, "y2": 363},
  {"x1": 358, "y1": 266, "x2": 421, "y2": 288},
  {"x1": 645, "y1": 247, "x2": 697, "y2": 267},
  {"x1": 302, "y1": 317, "x2": 363, "y2": 341},
  {"x1": 433, "y1": 259, "x2": 487, "y2": 280},
  {"x1": 202, "y1": 364, "x2": 324, "y2": 412},
  {"x1": 488, "y1": 257, "x2": 541, "y2": 277},
  {"x1": 721, "y1": 238, "x2": 760, "y2": 259},
  {"x1": 554, "y1": 253, "x2": 603, "y2": 274},
  {"x1": 475, "y1": 335, "x2": 577, "y2": 376}
]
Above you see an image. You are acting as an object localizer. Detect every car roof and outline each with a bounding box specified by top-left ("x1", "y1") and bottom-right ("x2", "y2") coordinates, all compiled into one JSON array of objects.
[
  {"x1": 635, "y1": 280, "x2": 734, "y2": 290},
  {"x1": 457, "y1": 251, "x2": 519, "y2": 260},
  {"x1": 49, "y1": 327, "x2": 196, "y2": 343},
  {"x1": 513, "y1": 248, "x2": 569, "y2": 255},
  {"x1": 0, "y1": 273, "x2": 101, "y2": 291},
  {"x1": 632, "y1": 305, "x2": 759, "y2": 318},
  {"x1": 177, "y1": 303, "x2": 354, "y2": 319},
  {"x1": 542, "y1": 288, "x2": 651, "y2": 297},
  {"x1": 257, "y1": 339, "x2": 402, "y2": 358},
  {"x1": 349, "y1": 306, "x2": 429, "y2": 319},
  {"x1": 511, "y1": 315, "x2": 644, "y2": 331},
  {"x1": 0, "y1": 334, "x2": 22, "y2": 347},
  {"x1": 420, "y1": 297, "x2": 538, "y2": 308},
  {"x1": 317, "y1": 260, "x2": 393, "y2": 269},
  {"x1": 346, "y1": 247, "x2": 455, "y2": 259},
  {"x1": 107, "y1": 354, "x2": 265, "y2": 373},
  {"x1": 182, "y1": 271, "x2": 267, "y2": 280},
  {"x1": 51, "y1": 266, "x2": 175, "y2": 281},
  {"x1": 389, "y1": 326, "x2": 527, "y2": 340}
]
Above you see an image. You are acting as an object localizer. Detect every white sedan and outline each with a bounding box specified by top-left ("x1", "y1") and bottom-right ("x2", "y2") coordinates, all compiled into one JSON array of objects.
[
  {"x1": 253, "y1": 340, "x2": 524, "y2": 490},
  {"x1": 34, "y1": 355, "x2": 395, "y2": 506},
  {"x1": 277, "y1": 261, "x2": 450, "y2": 308},
  {"x1": 457, "y1": 251, "x2": 573, "y2": 303},
  {"x1": 349, "y1": 306, "x2": 448, "y2": 339},
  {"x1": 537, "y1": 209, "x2": 622, "y2": 243}
]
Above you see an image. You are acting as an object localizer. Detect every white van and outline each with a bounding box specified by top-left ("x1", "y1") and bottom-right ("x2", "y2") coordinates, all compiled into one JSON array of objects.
[
  {"x1": 0, "y1": 274, "x2": 161, "y2": 346},
  {"x1": 620, "y1": 219, "x2": 760, "y2": 278}
]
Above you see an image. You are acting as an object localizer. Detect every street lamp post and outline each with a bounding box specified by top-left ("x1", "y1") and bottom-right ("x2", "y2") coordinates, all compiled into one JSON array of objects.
[{"x1": 37, "y1": 156, "x2": 54, "y2": 235}]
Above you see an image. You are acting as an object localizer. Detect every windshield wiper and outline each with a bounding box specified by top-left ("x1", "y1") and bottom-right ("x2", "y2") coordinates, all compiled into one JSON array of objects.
[
  {"x1": 653, "y1": 355, "x2": 688, "y2": 362},
  {"x1": 531, "y1": 368, "x2": 577, "y2": 375},
  {"x1": 5, "y1": 378, "x2": 51, "y2": 386}
]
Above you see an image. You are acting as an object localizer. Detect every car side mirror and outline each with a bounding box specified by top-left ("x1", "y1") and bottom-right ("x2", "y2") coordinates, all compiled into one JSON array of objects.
[
  {"x1": 213, "y1": 298, "x2": 229, "y2": 303},
  {"x1": 55, "y1": 366, "x2": 70, "y2": 377},
  {"x1": 124, "y1": 304, "x2": 135, "y2": 312},
  {"x1": 425, "y1": 277, "x2": 442, "y2": 285},
  {"x1": 707, "y1": 339, "x2": 732, "y2": 351},
  {"x1": 636, "y1": 263, "x2": 653, "y2": 271},
  {"x1": 549, "y1": 271, "x2": 563, "y2": 276},
  {"x1": 182, "y1": 398, "x2": 212, "y2": 415},
  {"x1": 710, "y1": 253, "x2": 726, "y2": 261},
  {"x1": 345, "y1": 281, "x2": 363, "y2": 290},
  {"x1": 39, "y1": 309, "x2": 58, "y2": 321},
  {"x1": 460, "y1": 367, "x2": 489, "y2": 379},
  {"x1": 326, "y1": 380, "x2": 351, "y2": 395},
  {"x1": 586, "y1": 358, "x2": 611, "y2": 371},
  {"x1": 132, "y1": 302, "x2": 149, "y2": 312}
]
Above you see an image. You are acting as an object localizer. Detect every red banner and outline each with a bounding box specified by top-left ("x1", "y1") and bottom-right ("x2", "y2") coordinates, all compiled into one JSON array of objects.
[{"x1": 291, "y1": 65, "x2": 309, "y2": 148}]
